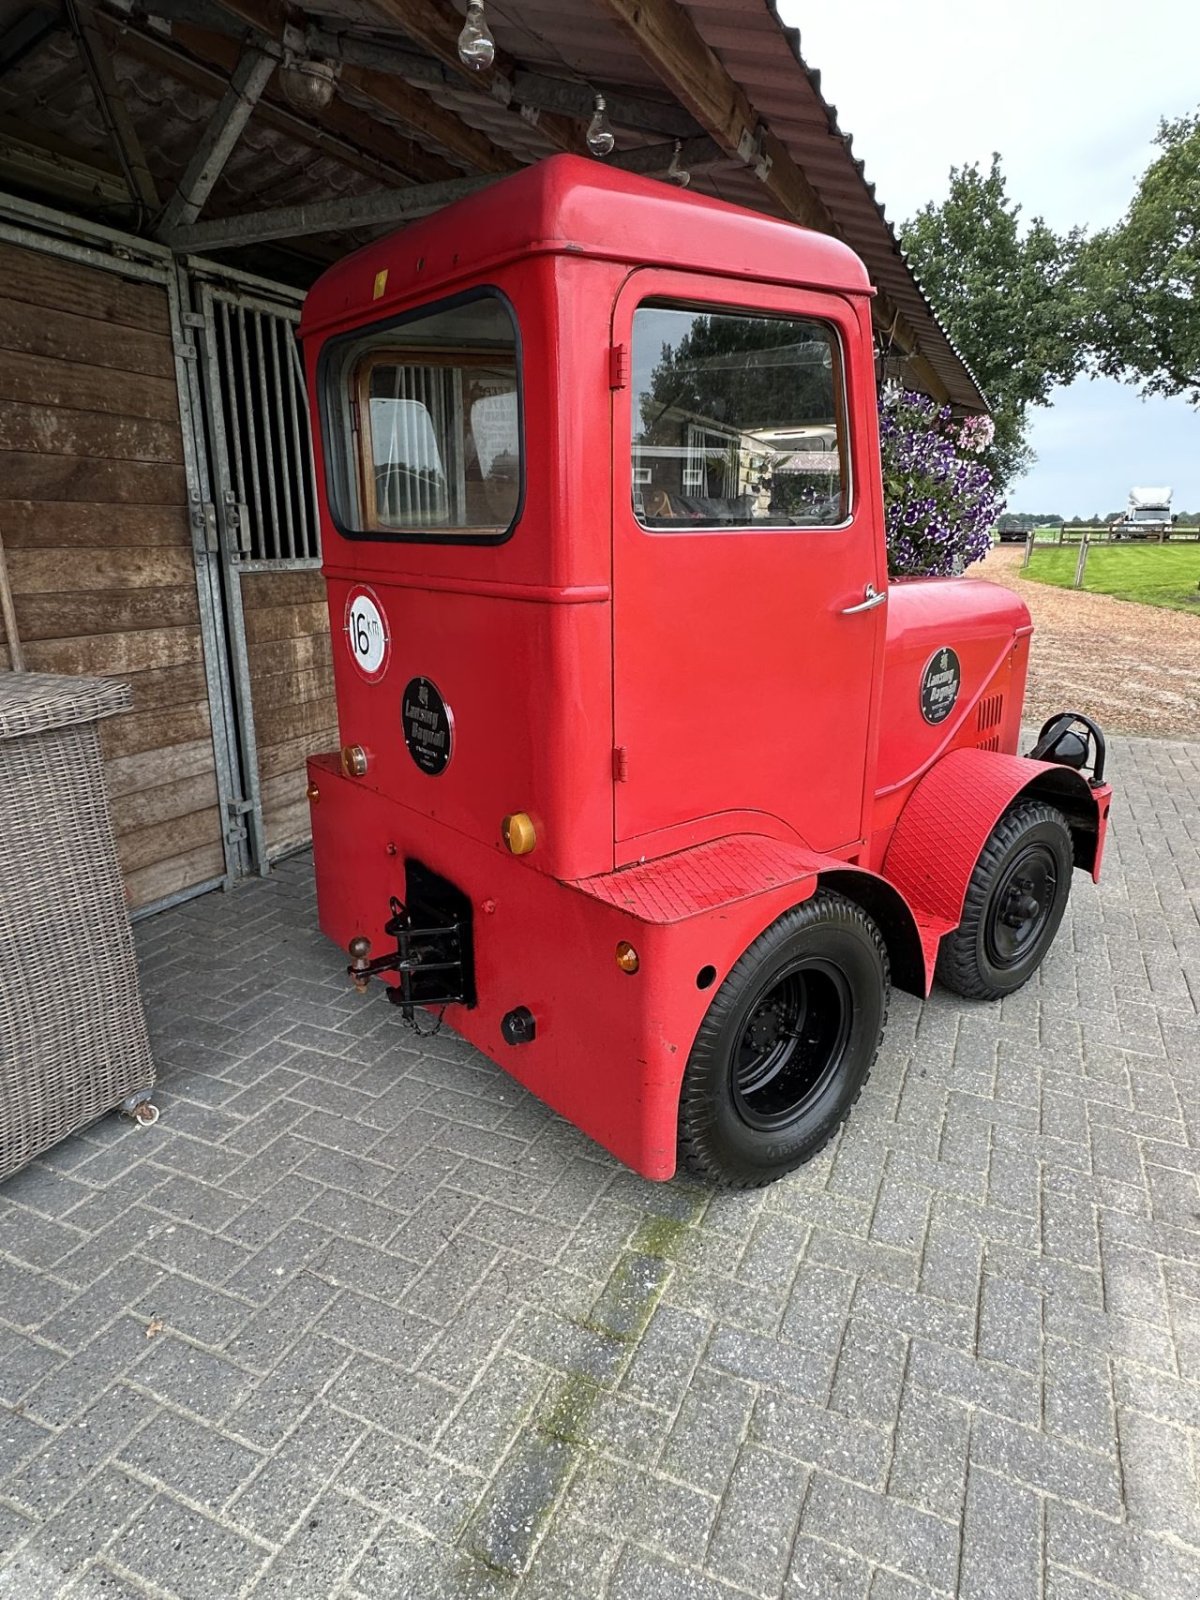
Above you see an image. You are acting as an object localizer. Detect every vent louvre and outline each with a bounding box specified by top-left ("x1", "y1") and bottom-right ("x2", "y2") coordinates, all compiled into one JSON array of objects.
[
  {"x1": 977, "y1": 694, "x2": 1004, "y2": 733},
  {"x1": 976, "y1": 734, "x2": 1000, "y2": 753}
]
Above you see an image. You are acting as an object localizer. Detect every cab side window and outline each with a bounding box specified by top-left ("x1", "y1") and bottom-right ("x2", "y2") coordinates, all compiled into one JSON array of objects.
[
  {"x1": 631, "y1": 302, "x2": 849, "y2": 530},
  {"x1": 321, "y1": 293, "x2": 521, "y2": 544}
]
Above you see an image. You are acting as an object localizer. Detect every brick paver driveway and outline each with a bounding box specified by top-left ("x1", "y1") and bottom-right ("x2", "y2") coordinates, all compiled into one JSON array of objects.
[{"x1": 2, "y1": 735, "x2": 1197, "y2": 1600}]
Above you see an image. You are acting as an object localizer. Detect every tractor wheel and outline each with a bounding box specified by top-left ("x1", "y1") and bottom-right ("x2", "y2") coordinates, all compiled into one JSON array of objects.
[
  {"x1": 936, "y1": 799, "x2": 1073, "y2": 1001},
  {"x1": 677, "y1": 892, "x2": 889, "y2": 1189}
]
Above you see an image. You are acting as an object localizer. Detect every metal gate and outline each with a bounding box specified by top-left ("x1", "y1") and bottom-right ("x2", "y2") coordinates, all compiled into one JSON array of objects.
[{"x1": 187, "y1": 268, "x2": 331, "y2": 877}]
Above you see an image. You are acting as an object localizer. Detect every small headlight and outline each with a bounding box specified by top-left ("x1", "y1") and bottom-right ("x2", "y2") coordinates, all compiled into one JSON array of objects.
[{"x1": 615, "y1": 941, "x2": 640, "y2": 974}]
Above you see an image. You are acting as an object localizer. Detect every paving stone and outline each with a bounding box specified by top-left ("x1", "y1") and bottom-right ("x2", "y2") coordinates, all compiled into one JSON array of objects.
[
  {"x1": 132, "y1": 1336, "x2": 257, "y2": 1423},
  {"x1": 256, "y1": 1489, "x2": 382, "y2": 1598},
  {"x1": 752, "y1": 1393, "x2": 890, "y2": 1488},
  {"x1": 704, "y1": 1324, "x2": 833, "y2": 1405},
  {"x1": 887, "y1": 1389, "x2": 970, "y2": 1521},
  {"x1": 801, "y1": 1474, "x2": 959, "y2": 1593},
  {"x1": 977, "y1": 1272, "x2": 1044, "y2": 1374},
  {"x1": 339, "y1": 1432, "x2": 482, "y2": 1541},
  {"x1": 116, "y1": 1406, "x2": 264, "y2": 1514},
  {"x1": 658, "y1": 1367, "x2": 755, "y2": 1495},
  {"x1": 607, "y1": 1546, "x2": 741, "y2": 1600},
  {"x1": 830, "y1": 1316, "x2": 909, "y2": 1426},
  {"x1": 959, "y1": 1465, "x2": 1041, "y2": 1600},
  {"x1": 567, "y1": 1454, "x2": 718, "y2": 1565},
  {"x1": 466, "y1": 1434, "x2": 573, "y2": 1575},
  {"x1": 908, "y1": 1339, "x2": 1040, "y2": 1425},
  {"x1": 707, "y1": 1443, "x2": 806, "y2": 1592},
  {"x1": 1117, "y1": 1407, "x2": 1200, "y2": 1544},
  {"x1": 971, "y1": 1414, "x2": 1122, "y2": 1516},
  {"x1": 785, "y1": 1535, "x2": 872, "y2": 1599},
  {"x1": 114, "y1": 1493, "x2": 269, "y2": 1598}
]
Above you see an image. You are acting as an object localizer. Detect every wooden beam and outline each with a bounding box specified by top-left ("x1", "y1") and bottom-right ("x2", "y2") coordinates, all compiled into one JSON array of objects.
[
  {"x1": 156, "y1": 43, "x2": 277, "y2": 236},
  {"x1": 595, "y1": 0, "x2": 950, "y2": 401},
  {"x1": 68, "y1": 1, "x2": 160, "y2": 213},
  {"x1": 141, "y1": 17, "x2": 461, "y2": 186},
  {"x1": 162, "y1": 173, "x2": 494, "y2": 252},
  {"x1": 341, "y1": 64, "x2": 515, "y2": 176},
  {"x1": 197, "y1": 0, "x2": 518, "y2": 175}
]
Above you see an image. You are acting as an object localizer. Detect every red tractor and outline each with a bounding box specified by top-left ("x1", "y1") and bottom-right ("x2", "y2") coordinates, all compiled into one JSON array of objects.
[{"x1": 299, "y1": 157, "x2": 1111, "y2": 1188}]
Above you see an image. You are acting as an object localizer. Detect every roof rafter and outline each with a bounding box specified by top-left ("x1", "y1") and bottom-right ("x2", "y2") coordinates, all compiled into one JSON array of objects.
[
  {"x1": 155, "y1": 41, "x2": 277, "y2": 237},
  {"x1": 68, "y1": 0, "x2": 160, "y2": 213},
  {"x1": 595, "y1": 0, "x2": 950, "y2": 401},
  {"x1": 200, "y1": 0, "x2": 518, "y2": 175},
  {"x1": 125, "y1": 14, "x2": 461, "y2": 186}
]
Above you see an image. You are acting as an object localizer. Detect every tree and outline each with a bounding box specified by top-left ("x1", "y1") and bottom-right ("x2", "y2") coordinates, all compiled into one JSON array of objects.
[
  {"x1": 1085, "y1": 111, "x2": 1200, "y2": 403},
  {"x1": 900, "y1": 156, "x2": 1086, "y2": 491}
]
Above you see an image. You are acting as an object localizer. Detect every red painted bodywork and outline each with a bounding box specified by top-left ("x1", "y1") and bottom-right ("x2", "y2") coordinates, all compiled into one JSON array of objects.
[{"x1": 299, "y1": 157, "x2": 1110, "y2": 1179}]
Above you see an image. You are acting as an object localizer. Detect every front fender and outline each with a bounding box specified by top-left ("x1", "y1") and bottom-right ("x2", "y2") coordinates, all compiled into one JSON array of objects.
[{"x1": 883, "y1": 748, "x2": 1111, "y2": 952}]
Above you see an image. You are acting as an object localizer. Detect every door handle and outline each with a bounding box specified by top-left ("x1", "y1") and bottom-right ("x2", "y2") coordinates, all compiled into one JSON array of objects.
[{"x1": 841, "y1": 583, "x2": 887, "y2": 614}]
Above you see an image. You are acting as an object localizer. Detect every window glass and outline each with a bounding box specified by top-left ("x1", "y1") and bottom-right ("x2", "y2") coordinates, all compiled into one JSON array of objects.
[
  {"x1": 631, "y1": 303, "x2": 848, "y2": 529},
  {"x1": 323, "y1": 296, "x2": 520, "y2": 541}
]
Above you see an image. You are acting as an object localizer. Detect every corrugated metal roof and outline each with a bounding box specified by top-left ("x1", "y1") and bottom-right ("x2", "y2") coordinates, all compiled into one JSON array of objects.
[{"x1": 0, "y1": 0, "x2": 984, "y2": 406}]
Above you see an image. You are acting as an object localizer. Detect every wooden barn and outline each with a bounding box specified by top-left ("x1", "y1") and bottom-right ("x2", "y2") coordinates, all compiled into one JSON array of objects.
[{"x1": 0, "y1": 0, "x2": 985, "y2": 915}]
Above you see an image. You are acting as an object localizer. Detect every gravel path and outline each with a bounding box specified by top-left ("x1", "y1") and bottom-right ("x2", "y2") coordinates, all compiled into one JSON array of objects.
[{"x1": 970, "y1": 543, "x2": 1199, "y2": 738}]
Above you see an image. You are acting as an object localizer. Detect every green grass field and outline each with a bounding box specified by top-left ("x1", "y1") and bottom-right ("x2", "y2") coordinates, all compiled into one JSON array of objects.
[{"x1": 1023, "y1": 543, "x2": 1200, "y2": 613}]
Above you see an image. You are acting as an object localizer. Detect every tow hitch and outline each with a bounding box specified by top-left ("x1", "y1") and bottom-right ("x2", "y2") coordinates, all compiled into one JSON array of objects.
[{"x1": 347, "y1": 861, "x2": 475, "y2": 1024}]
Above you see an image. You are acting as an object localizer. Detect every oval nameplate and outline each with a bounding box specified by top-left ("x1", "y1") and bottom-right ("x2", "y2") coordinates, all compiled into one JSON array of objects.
[{"x1": 401, "y1": 676, "x2": 453, "y2": 775}]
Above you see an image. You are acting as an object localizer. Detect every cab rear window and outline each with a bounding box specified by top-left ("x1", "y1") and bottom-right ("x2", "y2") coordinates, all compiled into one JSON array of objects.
[
  {"x1": 321, "y1": 292, "x2": 522, "y2": 543},
  {"x1": 631, "y1": 302, "x2": 849, "y2": 530}
]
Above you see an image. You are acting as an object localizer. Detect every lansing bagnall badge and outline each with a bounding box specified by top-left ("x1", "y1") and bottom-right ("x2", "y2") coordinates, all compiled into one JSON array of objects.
[
  {"x1": 401, "y1": 677, "x2": 453, "y2": 775},
  {"x1": 920, "y1": 647, "x2": 961, "y2": 725}
]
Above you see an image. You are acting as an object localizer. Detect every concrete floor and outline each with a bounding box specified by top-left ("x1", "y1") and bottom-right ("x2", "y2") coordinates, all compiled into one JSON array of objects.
[{"x1": 1, "y1": 734, "x2": 1197, "y2": 1600}]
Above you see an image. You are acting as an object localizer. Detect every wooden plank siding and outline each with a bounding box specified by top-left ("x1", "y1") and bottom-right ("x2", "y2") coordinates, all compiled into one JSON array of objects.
[
  {"x1": 0, "y1": 238, "x2": 225, "y2": 909},
  {"x1": 239, "y1": 568, "x2": 337, "y2": 858}
]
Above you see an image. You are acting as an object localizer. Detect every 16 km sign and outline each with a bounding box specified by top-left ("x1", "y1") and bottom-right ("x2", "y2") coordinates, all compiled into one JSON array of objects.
[{"x1": 344, "y1": 587, "x2": 390, "y2": 681}]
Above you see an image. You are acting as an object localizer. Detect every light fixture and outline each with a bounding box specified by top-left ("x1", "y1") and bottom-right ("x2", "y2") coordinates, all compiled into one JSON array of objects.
[
  {"x1": 586, "y1": 93, "x2": 615, "y2": 158},
  {"x1": 615, "y1": 941, "x2": 640, "y2": 974},
  {"x1": 340, "y1": 745, "x2": 368, "y2": 778},
  {"x1": 279, "y1": 56, "x2": 338, "y2": 115},
  {"x1": 667, "y1": 139, "x2": 691, "y2": 187},
  {"x1": 502, "y1": 812, "x2": 537, "y2": 855},
  {"x1": 458, "y1": 0, "x2": 496, "y2": 72}
]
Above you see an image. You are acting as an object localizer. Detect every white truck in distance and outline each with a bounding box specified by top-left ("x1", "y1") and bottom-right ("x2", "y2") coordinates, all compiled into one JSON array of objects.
[{"x1": 1113, "y1": 487, "x2": 1174, "y2": 539}]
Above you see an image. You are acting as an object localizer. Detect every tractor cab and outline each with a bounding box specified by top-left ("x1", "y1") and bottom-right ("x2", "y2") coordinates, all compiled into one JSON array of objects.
[{"x1": 300, "y1": 157, "x2": 1111, "y2": 1186}]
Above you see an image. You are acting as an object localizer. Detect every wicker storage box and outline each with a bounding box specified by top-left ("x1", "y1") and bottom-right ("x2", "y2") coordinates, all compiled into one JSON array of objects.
[{"x1": 0, "y1": 673, "x2": 155, "y2": 1183}]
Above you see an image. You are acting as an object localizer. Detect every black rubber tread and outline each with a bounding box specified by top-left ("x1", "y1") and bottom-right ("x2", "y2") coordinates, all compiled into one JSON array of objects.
[
  {"x1": 677, "y1": 891, "x2": 890, "y2": 1189},
  {"x1": 935, "y1": 799, "x2": 1073, "y2": 1001}
]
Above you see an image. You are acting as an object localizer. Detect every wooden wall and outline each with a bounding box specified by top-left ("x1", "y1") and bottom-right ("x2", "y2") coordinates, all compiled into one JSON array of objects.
[
  {"x1": 0, "y1": 239, "x2": 226, "y2": 909},
  {"x1": 240, "y1": 567, "x2": 337, "y2": 858}
]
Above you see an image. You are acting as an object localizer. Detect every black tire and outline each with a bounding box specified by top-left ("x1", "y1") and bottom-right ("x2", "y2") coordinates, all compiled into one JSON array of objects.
[
  {"x1": 936, "y1": 799, "x2": 1073, "y2": 1001},
  {"x1": 677, "y1": 892, "x2": 889, "y2": 1189}
]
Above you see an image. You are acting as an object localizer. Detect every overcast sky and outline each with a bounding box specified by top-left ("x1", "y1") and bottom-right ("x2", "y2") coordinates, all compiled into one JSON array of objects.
[{"x1": 777, "y1": 0, "x2": 1200, "y2": 514}]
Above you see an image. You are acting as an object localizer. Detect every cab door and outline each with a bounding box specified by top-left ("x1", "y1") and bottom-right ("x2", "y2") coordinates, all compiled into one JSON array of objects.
[{"x1": 610, "y1": 269, "x2": 887, "y2": 863}]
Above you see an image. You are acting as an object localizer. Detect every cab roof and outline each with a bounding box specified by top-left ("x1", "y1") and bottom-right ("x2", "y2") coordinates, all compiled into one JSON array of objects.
[{"x1": 299, "y1": 155, "x2": 873, "y2": 339}]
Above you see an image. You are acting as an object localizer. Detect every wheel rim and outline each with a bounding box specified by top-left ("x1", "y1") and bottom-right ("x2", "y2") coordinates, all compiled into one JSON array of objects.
[
  {"x1": 731, "y1": 960, "x2": 852, "y2": 1131},
  {"x1": 985, "y1": 842, "x2": 1059, "y2": 969}
]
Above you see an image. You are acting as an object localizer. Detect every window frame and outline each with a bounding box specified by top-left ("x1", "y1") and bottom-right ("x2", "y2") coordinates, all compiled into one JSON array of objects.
[
  {"x1": 628, "y1": 296, "x2": 854, "y2": 536},
  {"x1": 317, "y1": 285, "x2": 525, "y2": 547}
]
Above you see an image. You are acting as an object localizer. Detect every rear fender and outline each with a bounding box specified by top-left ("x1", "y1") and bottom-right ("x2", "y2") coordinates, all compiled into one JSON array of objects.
[{"x1": 883, "y1": 748, "x2": 1111, "y2": 985}]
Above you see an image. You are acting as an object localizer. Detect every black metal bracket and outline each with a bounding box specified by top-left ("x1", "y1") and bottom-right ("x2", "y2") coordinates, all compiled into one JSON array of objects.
[
  {"x1": 346, "y1": 862, "x2": 476, "y2": 1025},
  {"x1": 1027, "y1": 711, "x2": 1107, "y2": 786}
]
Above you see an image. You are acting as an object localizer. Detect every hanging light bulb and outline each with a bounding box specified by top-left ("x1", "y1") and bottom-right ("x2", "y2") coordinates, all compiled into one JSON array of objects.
[
  {"x1": 457, "y1": 0, "x2": 495, "y2": 72},
  {"x1": 667, "y1": 139, "x2": 691, "y2": 187},
  {"x1": 586, "y1": 93, "x2": 615, "y2": 158}
]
